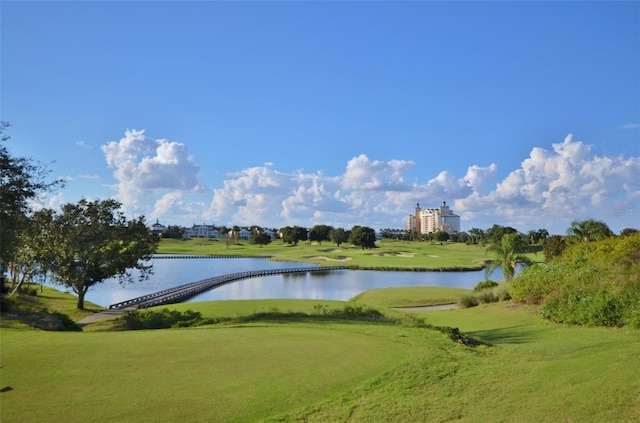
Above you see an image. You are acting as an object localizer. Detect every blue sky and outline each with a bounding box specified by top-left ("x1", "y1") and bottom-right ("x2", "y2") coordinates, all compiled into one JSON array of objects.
[{"x1": 2, "y1": 1, "x2": 639, "y2": 235}]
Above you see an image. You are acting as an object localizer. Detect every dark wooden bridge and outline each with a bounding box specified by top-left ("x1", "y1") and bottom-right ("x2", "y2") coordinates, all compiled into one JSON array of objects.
[{"x1": 108, "y1": 266, "x2": 346, "y2": 310}]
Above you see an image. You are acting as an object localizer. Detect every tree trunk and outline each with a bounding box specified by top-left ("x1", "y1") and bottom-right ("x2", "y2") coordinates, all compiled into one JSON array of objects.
[
  {"x1": 9, "y1": 277, "x2": 24, "y2": 296},
  {"x1": 76, "y1": 286, "x2": 89, "y2": 309}
]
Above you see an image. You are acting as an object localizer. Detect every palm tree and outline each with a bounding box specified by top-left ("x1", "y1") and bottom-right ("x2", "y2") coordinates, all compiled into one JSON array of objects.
[
  {"x1": 485, "y1": 232, "x2": 534, "y2": 282},
  {"x1": 567, "y1": 219, "x2": 614, "y2": 243}
]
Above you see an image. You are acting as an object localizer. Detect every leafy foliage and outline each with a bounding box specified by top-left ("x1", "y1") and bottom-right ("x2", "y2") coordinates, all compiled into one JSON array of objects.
[
  {"x1": 543, "y1": 235, "x2": 567, "y2": 262},
  {"x1": 280, "y1": 226, "x2": 308, "y2": 245},
  {"x1": 0, "y1": 122, "x2": 64, "y2": 276},
  {"x1": 349, "y1": 225, "x2": 376, "y2": 250},
  {"x1": 122, "y1": 308, "x2": 217, "y2": 329},
  {"x1": 566, "y1": 218, "x2": 614, "y2": 243},
  {"x1": 329, "y1": 227, "x2": 349, "y2": 246},
  {"x1": 250, "y1": 232, "x2": 272, "y2": 247},
  {"x1": 473, "y1": 280, "x2": 498, "y2": 292},
  {"x1": 485, "y1": 232, "x2": 534, "y2": 281},
  {"x1": 309, "y1": 224, "x2": 333, "y2": 245},
  {"x1": 511, "y1": 232, "x2": 640, "y2": 328},
  {"x1": 32, "y1": 199, "x2": 159, "y2": 309}
]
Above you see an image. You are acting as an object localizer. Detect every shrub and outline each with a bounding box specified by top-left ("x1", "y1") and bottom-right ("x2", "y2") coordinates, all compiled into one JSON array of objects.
[
  {"x1": 458, "y1": 294, "x2": 478, "y2": 308},
  {"x1": 328, "y1": 304, "x2": 386, "y2": 321},
  {"x1": 513, "y1": 233, "x2": 640, "y2": 328},
  {"x1": 122, "y1": 308, "x2": 208, "y2": 330},
  {"x1": 473, "y1": 280, "x2": 498, "y2": 292},
  {"x1": 475, "y1": 288, "x2": 497, "y2": 304},
  {"x1": 493, "y1": 285, "x2": 511, "y2": 302}
]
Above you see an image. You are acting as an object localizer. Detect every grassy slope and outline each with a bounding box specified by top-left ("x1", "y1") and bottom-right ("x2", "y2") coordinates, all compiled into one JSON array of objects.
[
  {"x1": 0, "y1": 325, "x2": 407, "y2": 423},
  {"x1": 351, "y1": 286, "x2": 469, "y2": 307},
  {"x1": 157, "y1": 238, "x2": 499, "y2": 270},
  {"x1": 2, "y1": 287, "x2": 639, "y2": 422},
  {"x1": 0, "y1": 286, "x2": 104, "y2": 329}
]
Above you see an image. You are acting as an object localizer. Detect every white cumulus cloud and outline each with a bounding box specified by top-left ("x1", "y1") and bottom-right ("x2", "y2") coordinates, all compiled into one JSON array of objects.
[
  {"x1": 98, "y1": 130, "x2": 638, "y2": 234},
  {"x1": 456, "y1": 134, "x2": 640, "y2": 232},
  {"x1": 101, "y1": 129, "x2": 207, "y2": 219}
]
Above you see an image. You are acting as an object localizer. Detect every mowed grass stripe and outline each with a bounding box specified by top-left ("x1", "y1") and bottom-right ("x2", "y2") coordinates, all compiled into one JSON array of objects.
[{"x1": 0, "y1": 325, "x2": 407, "y2": 423}]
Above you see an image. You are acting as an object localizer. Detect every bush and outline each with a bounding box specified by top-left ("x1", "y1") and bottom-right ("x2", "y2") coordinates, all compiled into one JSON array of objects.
[
  {"x1": 512, "y1": 233, "x2": 640, "y2": 328},
  {"x1": 122, "y1": 308, "x2": 213, "y2": 330},
  {"x1": 473, "y1": 280, "x2": 498, "y2": 292},
  {"x1": 493, "y1": 285, "x2": 511, "y2": 302},
  {"x1": 474, "y1": 288, "x2": 497, "y2": 304},
  {"x1": 325, "y1": 304, "x2": 387, "y2": 321},
  {"x1": 458, "y1": 294, "x2": 478, "y2": 308}
]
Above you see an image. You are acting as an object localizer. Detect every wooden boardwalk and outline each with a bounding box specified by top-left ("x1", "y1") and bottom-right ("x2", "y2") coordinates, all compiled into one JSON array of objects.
[{"x1": 108, "y1": 266, "x2": 346, "y2": 310}]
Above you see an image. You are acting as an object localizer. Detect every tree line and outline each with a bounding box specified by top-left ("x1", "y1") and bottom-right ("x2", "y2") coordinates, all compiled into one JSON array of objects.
[{"x1": 1, "y1": 122, "x2": 637, "y2": 310}]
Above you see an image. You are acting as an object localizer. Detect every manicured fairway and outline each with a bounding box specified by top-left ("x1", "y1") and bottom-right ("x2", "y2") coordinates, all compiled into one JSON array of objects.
[
  {"x1": 351, "y1": 286, "x2": 469, "y2": 307},
  {"x1": 156, "y1": 238, "x2": 495, "y2": 270},
  {"x1": 2, "y1": 288, "x2": 639, "y2": 422},
  {"x1": 0, "y1": 325, "x2": 407, "y2": 423}
]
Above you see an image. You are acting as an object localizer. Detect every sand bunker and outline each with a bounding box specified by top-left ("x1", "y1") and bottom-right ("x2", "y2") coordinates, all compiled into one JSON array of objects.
[
  {"x1": 427, "y1": 254, "x2": 440, "y2": 258},
  {"x1": 311, "y1": 256, "x2": 352, "y2": 262},
  {"x1": 381, "y1": 252, "x2": 415, "y2": 258}
]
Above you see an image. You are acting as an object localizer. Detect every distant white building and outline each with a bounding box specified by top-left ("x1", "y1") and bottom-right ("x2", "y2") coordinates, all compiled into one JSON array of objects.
[
  {"x1": 238, "y1": 228, "x2": 252, "y2": 240},
  {"x1": 263, "y1": 228, "x2": 278, "y2": 240},
  {"x1": 406, "y1": 201, "x2": 460, "y2": 234},
  {"x1": 183, "y1": 224, "x2": 220, "y2": 239}
]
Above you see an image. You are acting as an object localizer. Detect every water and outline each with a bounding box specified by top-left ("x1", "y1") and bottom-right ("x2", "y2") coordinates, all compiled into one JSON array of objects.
[{"x1": 47, "y1": 256, "x2": 506, "y2": 307}]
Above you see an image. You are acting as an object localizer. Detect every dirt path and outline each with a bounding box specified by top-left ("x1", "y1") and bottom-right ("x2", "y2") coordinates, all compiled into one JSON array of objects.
[{"x1": 76, "y1": 306, "x2": 137, "y2": 327}]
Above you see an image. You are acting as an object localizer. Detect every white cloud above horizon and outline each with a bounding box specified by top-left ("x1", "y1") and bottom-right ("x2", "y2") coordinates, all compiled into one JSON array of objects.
[
  {"x1": 94, "y1": 130, "x2": 639, "y2": 235},
  {"x1": 101, "y1": 129, "x2": 207, "y2": 219}
]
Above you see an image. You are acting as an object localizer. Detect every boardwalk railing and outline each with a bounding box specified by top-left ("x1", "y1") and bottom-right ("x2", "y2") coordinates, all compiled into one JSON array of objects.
[{"x1": 109, "y1": 266, "x2": 346, "y2": 310}]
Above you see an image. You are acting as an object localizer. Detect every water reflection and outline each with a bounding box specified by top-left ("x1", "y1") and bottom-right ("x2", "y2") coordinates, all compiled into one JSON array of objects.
[{"x1": 48, "y1": 256, "x2": 507, "y2": 307}]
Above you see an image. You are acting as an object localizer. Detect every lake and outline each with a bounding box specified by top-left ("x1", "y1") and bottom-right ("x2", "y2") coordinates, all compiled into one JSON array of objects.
[{"x1": 49, "y1": 256, "x2": 508, "y2": 308}]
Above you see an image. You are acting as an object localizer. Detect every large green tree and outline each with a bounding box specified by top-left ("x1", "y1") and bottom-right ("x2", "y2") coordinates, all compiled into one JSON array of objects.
[
  {"x1": 280, "y1": 226, "x2": 308, "y2": 245},
  {"x1": 329, "y1": 227, "x2": 348, "y2": 247},
  {"x1": 485, "y1": 232, "x2": 534, "y2": 282},
  {"x1": 34, "y1": 199, "x2": 159, "y2": 309},
  {"x1": 309, "y1": 224, "x2": 333, "y2": 245},
  {"x1": 567, "y1": 219, "x2": 614, "y2": 243},
  {"x1": 0, "y1": 122, "x2": 64, "y2": 276},
  {"x1": 349, "y1": 225, "x2": 377, "y2": 250},
  {"x1": 250, "y1": 232, "x2": 272, "y2": 247}
]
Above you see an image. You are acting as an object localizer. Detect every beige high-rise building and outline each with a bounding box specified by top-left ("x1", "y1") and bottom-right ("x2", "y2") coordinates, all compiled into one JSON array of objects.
[{"x1": 406, "y1": 201, "x2": 460, "y2": 234}]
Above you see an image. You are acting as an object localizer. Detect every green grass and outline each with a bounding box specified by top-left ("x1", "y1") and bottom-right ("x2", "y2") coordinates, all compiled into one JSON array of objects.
[
  {"x1": 2, "y1": 287, "x2": 638, "y2": 422},
  {"x1": 157, "y1": 238, "x2": 497, "y2": 270},
  {"x1": 0, "y1": 325, "x2": 407, "y2": 423},
  {"x1": 0, "y1": 285, "x2": 104, "y2": 329},
  {"x1": 351, "y1": 286, "x2": 469, "y2": 308}
]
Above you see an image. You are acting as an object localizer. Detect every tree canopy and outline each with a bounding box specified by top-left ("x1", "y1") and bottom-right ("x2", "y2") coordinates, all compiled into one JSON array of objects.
[
  {"x1": 485, "y1": 232, "x2": 534, "y2": 282},
  {"x1": 349, "y1": 225, "x2": 377, "y2": 250},
  {"x1": 330, "y1": 227, "x2": 349, "y2": 247},
  {"x1": 280, "y1": 226, "x2": 308, "y2": 245},
  {"x1": 0, "y1": 122, "x2": 64, "y2": 275},
  {"x1": 567, "y1": 219, "x2": 614, "y2": 243},
  {"x1": 250, "y1": 232, "x2": 272, "y2": 247},
  {"x1": 32, "y1": 199, "x2": 159, "y2": 309},
  {"x1": 309, "y1": 224, "x2": 333, "y2": 245}
]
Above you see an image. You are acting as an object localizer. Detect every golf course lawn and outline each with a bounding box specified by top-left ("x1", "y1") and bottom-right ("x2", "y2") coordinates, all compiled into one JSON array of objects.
[
  {"x1": 1, "y1": 324, "x2": 407, "y2": 422},
  {"x1": 155, "y1": 238, "x2": 505, "y2": 270},
  {"x1": 2, "y1": 289, "x2": 639, "y2": 422}
]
